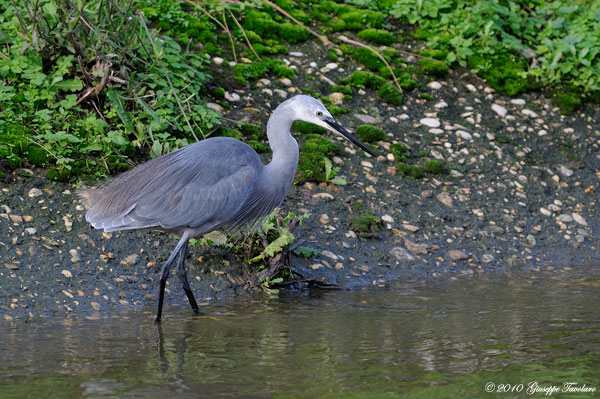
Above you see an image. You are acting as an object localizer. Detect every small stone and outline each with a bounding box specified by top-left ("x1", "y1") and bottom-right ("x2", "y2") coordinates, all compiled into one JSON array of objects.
[
  {"x1": 25, "y1": 227, "x2": 37, "y2": 235},
  {"x1": 526, "y1": 235, "x2": 536, "y2": 246},
  {"x1": 381, "y1": 215, "x2": 394, "y2": 224},
  {"x1": 540, "y1": 207, "x2": 552, "y2": 216},
  {"x1": 320, "y1": 214, "x2": 330, "y2": 224},
  {"x1": 482, "y1": 254, "x2": 495, "y2": 263},
  {"x1": 28, "y1": 188, "x2": 43, "y2": 198},
  {"x1": 558, "y1": 165, "x2": 573, "y2": 177},
  {"x1": 63, "y1": 216, "x2": 73, "y2": 232},
  {"x1": 404, "y1": 238, "x2": 428, "y2": 254},
  {"x1": 212, "y1": 57, "x2": 224, "y2": 65},
  {"x1": 22, "y1": 215, "x2": 33, "y2": 223},
  {"x1": 421, "y1": 190, "x2": 433, "y2": 198},
  {"x1": 121, "y1": 254, "x2": 140, "y2": 266},
  {"x1": 390, "y1": 247, "x2": 415, "y2": 262},
  {"x1": 538, "y1": 129, "x2": 547, "y2": 136},
  {"x1": 456, "y1": 130, "x2": 472, "y2": 140},
  {"x1": 361, "y1": 160, "x2": 374, "y2": 168},
  {"x1": 91, "y1": 302, "x2": 101, "y2": 311},
  {"x1": 257, "y1": 78, "x2": 271, "y2": 87},
  {"x1": 273, "y1": 89, "x2": 288, "y2": 98},
  {"x1": 402, "y1": 224, "x2": 420, "y2": 233},
  {"x1": 119, "y1": 299, "x2": 129, "y2": 306},
  {"x1": 448, "y1": 250, "x2": 468, "y2": 261},
  {"x1": 420, "y1": 117, "x2": 441, "y2": 128},
  {"x1": 465, "y1": 84, "x2": 477, "y2": 92},
  {"x1": 312, "y1": 192, "x2": 334, "y2": 200},
  {"x1": 556, "y1": 214, "x2": 573, "y2": 223},
  {"x1": 279, "y1": 78, "x2": 292, "y2": 87},
  {"x1": 62, "y1": 290, "x2": 74, "y2": 299},
  {"x1": 329, "y1": 92, "x2": 344, "y2": 105},
  {"x1": 436, "y1": 192, "x2": 453, "y2": 208},
  {"x1": 289, "y1": 51, "x2": 304, "y2": 57},
  {"x1": 206, "y1": 103, "x2": 223, "y2": 113},
  {"x1": 9, "y1": 214, "x2": 22, "y2": 223},
  {"x1": 321, "y1": 250, "x2": 338, "y2": 260},
  {"x1": 354, "y1": 114, "x2": 380, "y2": 124},
  {"x1": 61, "y1": 269, "x2": 73, "y2": 278},
  {"x1": 427, "y1": 81, "x2": 442, "y2": 90},
  {"x1": 434, "y1": 101, "x2": 448, "y2": 109},
  {"x1": 224, "y1": 91, "x2": 241, "y2": 102},
  {"x1": 522, "y1": 109, "x2": 538, "y2": 118},
  {"x1": 571, "y1": 213, "x2": 588, "y2": 226},
  {"x1": 324, "y1": 62, "x2": 338, "y2": 70},
  {"x1": 491, "y1": 104, "x2": 508, "y2": 117},
  {"x1": 510, "y1": 98, "x2": 526, "y2": 105},
  {"x1": 69, "y1": 249, "x2": 81, "y2": 264}
]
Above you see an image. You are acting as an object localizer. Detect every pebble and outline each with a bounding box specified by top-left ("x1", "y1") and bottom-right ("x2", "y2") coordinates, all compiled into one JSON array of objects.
[
  {"x1": 257, "y1": 78, "x2": 271, "y2": 87},
  {"x1": 121, "y1": 254, "x2": 140, "y2": 266},
  {"x1": 91, "y1": 302, "x2": 101, "y2": 311},
  {"x1": 289, "y1": 51, "x2": 303, "y2": 57},
  {"x1": 329, "y1": 92, "x2": 344, "y2": 105},
  {"x1": 321, "y1": 250, "x2": 338, "y2": 260},
  {"x1": 404, "y1": 238, "x2": 428, "y2": 254},
  {"x1": 556, "y1": 214, "x2": 573, "y2": 223},
  {"x1": 434, "y1": 101, "x2": 448, "y2": 109},
  {"x1": 420, "y1": 117, "x2": 441, "y2": 128},
  {"x1": 224, "y1": 91, "x2": 241, "y2": 102},
  {"x1": 69, "y1": 249, "x2": 81, "y2": 264},
  {"x1": 510, "y1": 98, "x2": 526, "y2": 105},
  {"x1": 491, "y1": 104, "x2": 508, "y2": 117},
  {"x1": 273, "y1": 89, "x2": 287, "y2": 98},
  {"x1": 427, "y1": 81, "x2": 442, "y2": 90},
  {"x1": 279, "y1": 78, "x2": 292, "y2": 87},
  {"x1": 206, "y1": 103, "x2": 223, "y2": 113},
  {"x1": 482, "y1": 254, "x2": 495, "y2": 263},
  {"x1": 572, "y1": 213, "x2": 588, "y2": 226},
  {"x1": 212, "y1": 57, "x2": 224, "y2": 65},
  {"x1": 390, "y1": 247, "x2": 415, "y2": 262},
  {"x1": 456, "y1": 130, "x2": 472, "y2": 140},
  {"x1": 465, "y1": 84, "x2": 477, "y2": 92},
  {"x1": 309, "y1": 61, "x2": 318, "y2": 68},
  {"x1": 354, "y1": 114, "x2": 380, "y2": 124},
  {"x1": 522, "y1": 109, "x2": 538, "y2": 118},
  {"x1": 324, "y1": 62, "x2": 338, "y2": 70},
  {"x1": 22, "y1": 215, "x2": 33, "y2": 222},
  {"x1": 320, "y1": 214, "x2": 330, "y2": 224},
  {"x1": 61, "y1": 269, "x2": 73, "y2": 278},
  {"x1": 9, "y1": 214, "x2": 22, "y2": 223},
  {"x1": 540, "y1": 207, "x2": 552, "y2": 216},
  {"x1": 28, "y1": 188, "x2": 43, "y2": 198},
  {"x1": 448, "y1": 250, "x2": 468, "y2": 261},
  {"x1": 558, "y1": 165, "x2": 573, "y2": 177},
  {"x1": 436, "y1": 192, "x2": 453, "y2": 208},
  {"x1": 381, "y1": 215, "x2": 394, "y2": 224},
  {"x1": 25, "y1": 227, "x2": 37, "y2": 235}
]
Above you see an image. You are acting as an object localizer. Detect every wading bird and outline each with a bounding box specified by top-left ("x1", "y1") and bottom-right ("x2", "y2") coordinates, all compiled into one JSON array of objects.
[{"x1": 81, "y1": 95, "x2": 375, "y2": 322}]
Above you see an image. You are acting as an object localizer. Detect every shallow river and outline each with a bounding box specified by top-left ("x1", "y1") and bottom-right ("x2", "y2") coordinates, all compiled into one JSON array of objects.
[{"x1": 1, "y1": 267, "x2": 599, "y2": 398}]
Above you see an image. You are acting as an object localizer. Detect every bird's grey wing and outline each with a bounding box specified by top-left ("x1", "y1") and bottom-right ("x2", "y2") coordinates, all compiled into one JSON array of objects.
[{"x1": 84, "y1": 138, "x2": 262, "y2": 233}]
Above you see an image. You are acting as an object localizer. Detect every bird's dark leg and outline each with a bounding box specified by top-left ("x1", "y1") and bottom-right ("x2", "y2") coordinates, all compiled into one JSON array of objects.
[
  {"x1": 156, "y1": 234, "x2": 189, "y2": 323},
  {"x1": 175, "y1": 239, "x2": 201, "y2": 316}
]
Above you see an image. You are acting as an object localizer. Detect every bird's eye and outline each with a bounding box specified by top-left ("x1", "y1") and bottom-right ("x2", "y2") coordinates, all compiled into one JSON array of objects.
[{"x1": 316, "y1": 111, "x2": 323, "y2": 117}]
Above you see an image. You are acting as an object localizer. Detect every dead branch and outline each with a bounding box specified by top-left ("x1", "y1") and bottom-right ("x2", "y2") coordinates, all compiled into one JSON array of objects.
[
  {"x1": 227, "y1": 8, "x2": 262, "y2": 62},
  {"x1": 221, "y1": 9, "x2": 238, "y2": 62}
]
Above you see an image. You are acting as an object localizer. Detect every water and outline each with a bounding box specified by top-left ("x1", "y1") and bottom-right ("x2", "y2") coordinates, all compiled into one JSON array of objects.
[{"x1": 1, "y1": 268, "x2": 599, "y2": 399}]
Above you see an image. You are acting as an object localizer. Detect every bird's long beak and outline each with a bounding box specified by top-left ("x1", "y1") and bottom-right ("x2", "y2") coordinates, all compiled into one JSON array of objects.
[{"x1": 324, "y1": 118, "x2": 377, "y2": 157}]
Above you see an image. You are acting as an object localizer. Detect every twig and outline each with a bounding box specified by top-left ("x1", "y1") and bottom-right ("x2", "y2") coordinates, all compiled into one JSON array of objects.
[
  {"x1": 181, "y1": 0, "x2": 228, "y2": 32},
  {"x1": 221, "y1": 9, "x2": 237, "y2": 62},
  {"x1": 260, "y1": 0, "x2": 331, "y2": 46},
  {"x1": 23, "y1": 136, "x2": 59, "y2": 161},
  {"x1": 337, "y1": 35, "x2": 402, "y2": 93},
  {"x1": 227, "y1": 8, "x2": 262, "y2": 62}
]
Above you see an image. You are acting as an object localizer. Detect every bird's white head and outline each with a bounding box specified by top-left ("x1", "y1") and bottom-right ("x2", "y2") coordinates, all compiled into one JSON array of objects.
[{"x1": 284, "y1": 95, "x2": 376, "y2": 157}]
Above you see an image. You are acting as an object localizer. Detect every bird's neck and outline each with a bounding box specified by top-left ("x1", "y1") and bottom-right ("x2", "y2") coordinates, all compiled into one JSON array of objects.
[{"x1": 264, "y1": 109, "x2": 299, "y2": 188}]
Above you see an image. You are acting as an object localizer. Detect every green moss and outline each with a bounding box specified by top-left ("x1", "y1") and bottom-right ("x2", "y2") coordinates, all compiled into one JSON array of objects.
[
  {"x1": 271, "y1": 62, "x2": 295, "y2": 79},
  {"x1": 331, "y1": 84, "x2": 353, "y2": 96},
  {"x1": 341, "y1": 71, "x2": 386, "y2": 89},
  {"x1": 396, "y1": 162, "x2": 424, "y2": 178},
  {"x1": 356, "y1": 125, "x2": 386, "y2": 143},
  {"x1": 46, "y1": 167, "x2": 72, "y2": 182},
  {"x1": 418, "y1": 58, "x2": 449, "y2": 76},
  {"x1": 293, "y1": 121, "x2": 327, "y2": 135},
  {"x1": 241, "y1": 123, "x2": 266, "y2": 140},
  {"x1": 339, "y1": 10, "x2": 384, "y2": 30},
  {"x1": 552, "y1": 89, "x2": 582, "y2": 114},
  {"x1": 278, "y1": 23, "x2": 310, "y2": 43},
  {"x1": 420, "y1": 93, "x2": 434, "y2": 100},
  {"x1": 353, "y1": 47, "x2": 386, "y2": 71},
  {"x1": 468, "y1": 53, "x2": 533, "y2": 96},
  {"x1": 213, "y1": 87, "x2": 225, "y2": 98},
  {"x1": 418, "y1": 49, "x2": 448, "y2": 60},
  {"x1": 418, "y1": 150, "x2": 429, "y2": 158},
  {"x1": 233, "y1": 62, "x2": 269, "y2": 85},
  {"x1": 327, "y1": 49, "x2": 339, "y2": 62},
  {"x1": 253, "y1": 43, "x2": 287, "y2": 55},
  {"x1": 301, "y1": 134, "x2": 340, "y2": 156},
  {"x1": 331, "y1": 19, "x2": 347, "y2": 32},
  {"x1": 423, "y1": 159, "x2": 445, "y2": 174},
  {"x1": 247, "y1": 140, "x2": 269, "y2": 153},
  {"x1": 350, "y1": 211, "x2": 381, "y2": 236},
  {"x1": 296, "y1": 134, "x2": 342, "y2": 184},
  {"x1": 24, "y1": 146, "x2": 49, "y2": 166},
  {"x1": 357, "y1": 28, "x2": 395, "y2": 45},
  {"x1": 390, "y1": 143, "x2": 407, "y2": 159},
  {"x1": 378, "y1": 82, "x2": 403, "y2": 105},
  {"x1": 203, "y1": 42, "x2": 221, "y2": 56}
]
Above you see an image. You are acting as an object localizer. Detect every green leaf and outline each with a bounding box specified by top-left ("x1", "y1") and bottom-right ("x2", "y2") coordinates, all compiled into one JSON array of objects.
[
  {"x1": 53, "y1": 79, "x2": 83, "y2": 91},
  {"x1": 263, "y1": 227, "x2": 294, "y2": 257},
  {"x1": 330, "y1": 177, "x2": 347, "y2": 186},
  {"x1": 107, "y1": 90, "x2": 134, "y2": 133}
]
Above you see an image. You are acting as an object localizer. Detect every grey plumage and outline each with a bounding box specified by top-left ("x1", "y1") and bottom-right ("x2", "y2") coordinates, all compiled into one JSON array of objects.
[{"x1": 81, "y1": 95, "x2": 375, "y2": 322}]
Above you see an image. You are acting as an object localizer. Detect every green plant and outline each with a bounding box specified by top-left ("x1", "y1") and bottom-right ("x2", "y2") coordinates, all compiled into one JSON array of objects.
[
  {"x1": 323, "y1": 158, "x2": 347, "y2": 186},
  {"x1": 356, "y1": 125, "x2": 386, "y2": 143}
]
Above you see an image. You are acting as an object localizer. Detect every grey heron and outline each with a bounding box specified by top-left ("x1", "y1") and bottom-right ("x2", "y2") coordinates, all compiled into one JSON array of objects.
[{"x1": 81, "y1": 95, "x2": 376, "y2": 322}]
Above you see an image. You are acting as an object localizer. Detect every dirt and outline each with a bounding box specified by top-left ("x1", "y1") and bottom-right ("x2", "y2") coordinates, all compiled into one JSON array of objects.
[{"x1": 1, "y1": 40, "x2": 599, "y2": 321}]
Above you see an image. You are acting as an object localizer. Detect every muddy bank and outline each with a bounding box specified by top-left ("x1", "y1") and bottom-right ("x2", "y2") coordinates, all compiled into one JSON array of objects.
[{"x1": 1, "y1": 51, "x2": 599, "y2": 321}]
